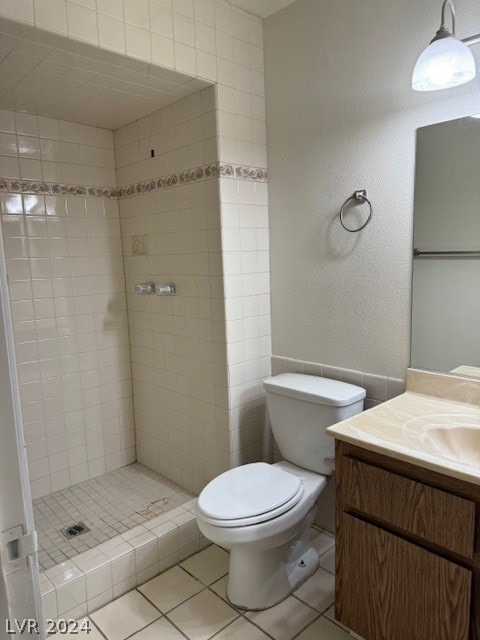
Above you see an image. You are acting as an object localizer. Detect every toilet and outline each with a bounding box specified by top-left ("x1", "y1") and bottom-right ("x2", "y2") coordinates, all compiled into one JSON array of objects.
[{"x1": 196, "y1": 373, "x2": 366, "y2": 610}]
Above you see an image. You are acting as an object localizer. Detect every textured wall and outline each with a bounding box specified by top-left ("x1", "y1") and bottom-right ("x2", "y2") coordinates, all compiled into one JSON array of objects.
[
  {"x1": 0, "y1": 111, "x2": 134, "y2": 499},
  {"x1": 264, "y1": 0, "x2": 480, "y2": 379}
]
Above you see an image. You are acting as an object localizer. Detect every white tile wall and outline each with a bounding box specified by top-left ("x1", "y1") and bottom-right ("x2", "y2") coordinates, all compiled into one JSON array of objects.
[
  {"x1": 115, "y1": 83, "x2": 271, "y2": 493},
  {"x1": 0, "y1": 0, "x2": 271, "y2": 499},
  {"x1": 222, "y1": 175, "x2": 272, "y2": 467},
  {"x1": 0, "y1": 110, "x2": 117, "y2": 186},
  {"x1": 271, "y1": 355, "x2": 406, "y2": 408},
  {"x1": 0, "y1": 27, "x2": 210, "y2": 130},
  {"x1": 114, "y1": 88, "x2": 217, "y2": 188},
  {"x1": 116, "y1": 89, "x2": 229, "y2": 495},
  {"x1": 0, "y1": 111, "x2": 134, "y2": 499},
  {"x1": 0, "y1": 0, "x2": 267, "y2": 166}
]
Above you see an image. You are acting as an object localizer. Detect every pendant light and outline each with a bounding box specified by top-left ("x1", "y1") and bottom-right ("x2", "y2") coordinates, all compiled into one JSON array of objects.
[{"x1": 412, "y1": 0, "x2": 478, "y2": 92}]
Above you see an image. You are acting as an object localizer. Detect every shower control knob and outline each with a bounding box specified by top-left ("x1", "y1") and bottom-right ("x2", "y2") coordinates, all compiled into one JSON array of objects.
[
  {"x1": 134, "y1": 282, "x2": 155, "y2": 294},
  {"x1": 154, "y1": 282, "x2": 176, "y2": 296}
]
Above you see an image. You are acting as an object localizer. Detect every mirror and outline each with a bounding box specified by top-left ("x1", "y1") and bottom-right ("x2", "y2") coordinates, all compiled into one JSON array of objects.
[{"x1": 411, "y1": 115, "x2": 480, "y2": 378}]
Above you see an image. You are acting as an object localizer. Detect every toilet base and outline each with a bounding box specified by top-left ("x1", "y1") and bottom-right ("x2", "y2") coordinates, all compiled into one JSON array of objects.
[{"x1": 226, "y1": 506, "x2": 319, "y2": 610}]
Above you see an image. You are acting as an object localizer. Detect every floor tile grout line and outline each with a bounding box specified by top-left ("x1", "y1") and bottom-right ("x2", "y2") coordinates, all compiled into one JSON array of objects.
[
  {"x1": 135, "y1": 580, "x2": 203, "y2": 619},
  {"x1": 199, "y1": 584, "x2": 280, "y2": 640},
  {"x1": 137, "y1": 583, "x2": 238, "y2": 640},
  {"x1": 87, "y1": 538, "x2": 337, "y2": 640},
  {"x1": 235, "y1": 613, "x2": 277, "y2": 640},
  {"x1": 111, "y1": 614, "x2": 162, "y2": 640},
  {"x1": 91, "y1": 589, "x2": 164, "y2": 640},
  {"x1": 199, "y1": 570, "x2": 324, "y2": 640},
  {"x1": 290, "y1": 593, "x2": 335, "y2": 616},
  {"x1": 176, "y1": 561, "x2": 231, "y2": 595},
  {"x1": 86, "y1": 616, "x2": 110, "y2": 640},
  {"x1": 134, "y1": 560, "x2": 277, "y2": 640},
  {"x1": 134, "y1": 605, "x2": 191, "y2": 640},
  {"x1": 177, "y1": 545, "x2": 332, "y2": 637},
  {"x1": 206, "y1": 587, "x2": 244, "y2": 616},
  {"x1": 182, "y1": 613, "x2": 242, "y2": 640},
  {"x1": 290, "y1": 612, "x2": 322, "y2": 640},
  {"x1": 323, "y1": 610, "x2": 355, "y2": 635}
]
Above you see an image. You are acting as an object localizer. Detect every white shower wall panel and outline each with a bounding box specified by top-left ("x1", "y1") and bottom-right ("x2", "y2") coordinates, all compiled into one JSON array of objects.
[{"x1": 0, "y1": 111, "x2": 135, "y2": 498}]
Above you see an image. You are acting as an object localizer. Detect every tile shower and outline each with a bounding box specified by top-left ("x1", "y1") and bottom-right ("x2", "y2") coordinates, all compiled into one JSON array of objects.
[
  {"x1": 0, "y1": 30, "x2": 273, "y2": 635},
  {"x1": 0, "y1": 0, "x2": 271, "y2": 621},
  {"x1": 116, "y1": 89, "x2": 225, "y2": 494},
  {"x1": 1, "y1": 111, "x2": 134, "y2": 499},
  {"x1": 0, "y1": 95, "x2": 270, "y2": 616}
]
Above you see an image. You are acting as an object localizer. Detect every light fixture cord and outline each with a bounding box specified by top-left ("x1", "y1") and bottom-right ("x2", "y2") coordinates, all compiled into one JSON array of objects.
[{"x1": 441, "y1": 0, "x2": 456, "y2": 35}]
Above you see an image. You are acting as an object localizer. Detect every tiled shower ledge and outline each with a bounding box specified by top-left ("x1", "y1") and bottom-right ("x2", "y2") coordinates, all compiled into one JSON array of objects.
[
  {"x1": 34, "y1": 464, "x2": 193, "y2": 571},
  {"x1": 40, "y1": 499, "x2": 209, "y2": 622}
]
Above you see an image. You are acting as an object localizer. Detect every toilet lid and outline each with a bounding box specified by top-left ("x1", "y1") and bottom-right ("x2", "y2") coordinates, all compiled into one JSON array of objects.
[{"x1": 197, "y1": 463, "x2": 303, "y2": 525}]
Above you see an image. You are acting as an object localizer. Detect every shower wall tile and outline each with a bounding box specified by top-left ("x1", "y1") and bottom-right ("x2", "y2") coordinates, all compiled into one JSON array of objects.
[
  {"x1": 0, "y1": 110, "x2": 116, "y2": 188},
  {"x1": 0, "y1": 0, "x2": 266, "y2": 167},
  {"x1": 116, "y1": 89, "x2": 228, "y2": 495},
  {"x1": 271, "y1": 355, "x2": 406, "y2": 404},
  {"x1": 0, "y1": 111, "x2": 134, "y2": 499},
  {"x1": 221, "y1": 175, "x2": 272, "y2": 467},
  {"x1": 0, "y1": 0, "x2": 270, "y2": 500},
  {"x1": 116, "y1": 84, "x2": 271, "y2": 494},
  {"x1": 114, "y1": 87, "x2": 218, "y2": 189}
]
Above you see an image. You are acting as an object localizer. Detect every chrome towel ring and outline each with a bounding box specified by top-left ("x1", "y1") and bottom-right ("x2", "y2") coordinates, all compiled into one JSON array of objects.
[{"x1": 339, "y1": 190, "x2": 373, "y2": 232}]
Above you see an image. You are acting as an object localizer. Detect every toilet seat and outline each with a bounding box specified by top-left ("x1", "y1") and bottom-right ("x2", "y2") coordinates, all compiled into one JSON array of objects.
[{"x1": 197, "y1": 463, "x2": 304, "y2": 528}]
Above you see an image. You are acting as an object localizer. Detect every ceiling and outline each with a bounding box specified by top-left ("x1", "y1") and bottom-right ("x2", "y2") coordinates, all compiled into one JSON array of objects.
[
  {"x1": 0, "y1": 18, "x2": 210, "y2": 130},
  {"x1": 231, "y1": 0, "x2": 297, "y2": 19}
]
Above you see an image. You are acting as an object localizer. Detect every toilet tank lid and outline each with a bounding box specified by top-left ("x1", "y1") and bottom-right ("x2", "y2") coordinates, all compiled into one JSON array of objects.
[{"x1": 264, "y1": 373, "x2": 366, "y2": 407}]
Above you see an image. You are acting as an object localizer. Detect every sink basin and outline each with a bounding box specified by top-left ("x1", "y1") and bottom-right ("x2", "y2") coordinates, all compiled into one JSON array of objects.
[
  {"x1": 327, "y1": 390, "x2": 480, "y2": 486},
  {"x1": 400, "y1": 414, "x2": 480, "y2": 468},
  {"x1": 423, "y1": 424, "x2": 480, "y2": 468}
]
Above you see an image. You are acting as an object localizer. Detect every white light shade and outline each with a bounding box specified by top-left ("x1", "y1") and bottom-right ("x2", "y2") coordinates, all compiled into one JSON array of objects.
[{"x1": 412, "y1": 36, "x2": 476, "y2": 91}]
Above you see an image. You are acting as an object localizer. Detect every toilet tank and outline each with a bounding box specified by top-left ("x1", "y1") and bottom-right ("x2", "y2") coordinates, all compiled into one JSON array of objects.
[{"x1": 264, "y1": 373, "x2": 366, "y2": 475}]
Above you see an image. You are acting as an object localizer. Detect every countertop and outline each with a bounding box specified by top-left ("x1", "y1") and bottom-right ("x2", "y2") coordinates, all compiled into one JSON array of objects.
[{"x1": 327, "y1": 369, "x2": 480, "y2": 486}]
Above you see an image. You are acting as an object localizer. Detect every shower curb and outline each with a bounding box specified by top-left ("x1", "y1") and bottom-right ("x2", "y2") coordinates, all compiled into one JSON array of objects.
[{"x1": 39, "y1": 499, "x2": 207, "y2": 621}]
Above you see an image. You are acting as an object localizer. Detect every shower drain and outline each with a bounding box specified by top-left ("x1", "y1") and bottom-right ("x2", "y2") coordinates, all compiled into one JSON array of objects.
[{"x1": 60, "y1": 522, "x2": 90, "y2": 540}]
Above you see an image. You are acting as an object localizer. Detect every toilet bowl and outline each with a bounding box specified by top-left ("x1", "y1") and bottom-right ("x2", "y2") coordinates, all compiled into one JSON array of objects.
[
  {"x1": 197, "y1": 460, "x2": 326, "y2": 609},
  {"x1": 196, "y1": 373, "x2": 366, "y2": 610}
]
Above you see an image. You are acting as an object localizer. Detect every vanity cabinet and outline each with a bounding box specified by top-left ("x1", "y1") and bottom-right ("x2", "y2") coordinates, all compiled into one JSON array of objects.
[{"x1": 335, "y1": 441, "x2": 480, "y2": 640}]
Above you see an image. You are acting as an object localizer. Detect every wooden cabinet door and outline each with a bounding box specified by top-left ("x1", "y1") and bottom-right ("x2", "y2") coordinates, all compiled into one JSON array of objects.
[
  {"x1": 341, "y1": 457, "x2": 475, "y2": 557},
  {"x1": 336, "y1": 514, "x2": 472, "y2": 640}
]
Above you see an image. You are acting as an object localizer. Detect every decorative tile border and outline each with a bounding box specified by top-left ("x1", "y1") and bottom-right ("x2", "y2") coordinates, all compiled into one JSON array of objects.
[
  {"x1": 0, "y1": 164, "x2": 268, "y2": 201},
  {"x1": 0, "y1": 178, "x2": 118, "y2": 198},
  {"x1": 117, "y1": 163, "x2": 267, "y2": 198}
]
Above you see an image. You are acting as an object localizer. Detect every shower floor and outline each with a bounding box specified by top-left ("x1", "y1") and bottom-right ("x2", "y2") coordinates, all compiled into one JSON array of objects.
[{"x1": 33, "y1": 463, "x2": 194, "y2": 571}]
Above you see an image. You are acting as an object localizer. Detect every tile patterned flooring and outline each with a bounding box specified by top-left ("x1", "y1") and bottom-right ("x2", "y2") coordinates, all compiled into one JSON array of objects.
[
  {"x1": 34, "y1": 464, "x2": 193, "y2": 570},
  {"x1": 51, "y1": 530, "x2": 358, "y2": 640}
]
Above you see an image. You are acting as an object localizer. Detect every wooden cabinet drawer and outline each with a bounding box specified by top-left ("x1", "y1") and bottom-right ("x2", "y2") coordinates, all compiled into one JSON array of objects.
[
  {"x1": 336, "y1": 513, "x2": 472, "y2": 640},
  {"x1": 342, "y1": 456, "x2": 476, "y2": 557}
]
